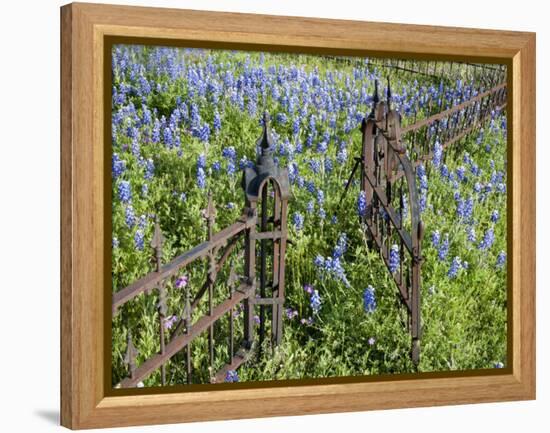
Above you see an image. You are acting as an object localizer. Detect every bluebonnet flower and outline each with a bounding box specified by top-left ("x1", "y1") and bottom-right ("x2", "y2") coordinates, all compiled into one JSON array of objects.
[
  {"x1": 196, "y1": 167, "x2": 206, "y2": 189},
  {"x1": 440, "y1": 164, "x2": 449, "y2": 178},
  {"x1": 491, "y1": 210, "x2": 500, "y2": 222},
  {"x1": 336, "y1": 147, "x2": 348, "y2": 164},
  {"x1": 357, "y1": 191, "x2": 367, "y2": 218},
  {"x1": 456, "y1": 196, "x2": 474, "y2": 221},
  {"x1": 306, "y1": 200, "x2": 315, "y2": 214},
  {"x1": 226, "y1": 202, "x2": 235, "y2": 210},
  {"x1": 125, "y1": 205, "x2": 136, "y2": 228},
  {"x1": 224, "y1": 370, "x2": 239, "y2": 383},
  {"x1": 118, "y1": 180, "x2": 132, "y2": 203},
  {"x1": 309, "y1": 159, "x2": 321, "y2": 174},
  {"x1": 314, "y1": 255, "x2": 325, "y2": 268},
  {"x1": 456, "y1": 166, "x2": 466, "y2": 182},
  {"x1": 389, "y1": 244, "x2": 400, "y2": 273},
  {"x1": 112, "y1": 237, "x2": 119, "y2": 248},
  {"x1": 144, "y1": 158, "x2": 155, "y2": 180},
  {"x1": 292, "y1": 117, "x2": 300, "y2": 136},
  {"x1": 317, "y1": 189, "x2": 325, "y2": 206},
  {"x1": 163, "y1": 127, "x2": 173, "y2": 147},
  {"x1": 363, "y1": 286, "x2": 377, "y2": 314},
  {"x1": 276, "y1": 112, "x2": 287, "y2": 124},
  {"x1": 474, "y1": 182, "x2": 482, "y2": 193},
  {"x1": 496, "y1": 251, "x2": 506, "y2": 268},
  {"x1": 197, "y1": 153, "x2": 207, "y2": 170},
  {"x1": 212, "y1": 160, "x2": 221, "y2": 172},
  {"x1": 213, "y1": 110, "x2": 221, "y2": 133},
  {"x1": 226, "y1": 160, "x2": 236, "y2": 176},
  {"x1": 448, "y1": 256, "x2": 462, "y2": 278},
  {"x1": 141, "y1": 184, "x2": 148, "y2": 197},
  {"x1": 467, "y1": 227, "x2": 476, "y2": 243},
  {"x1": 494, "y1": 362, "x2": 504, "y2": 369},
  {"x1": 196, "y1": 124, "x2": 211, "y2": 143},
  {"x1": 112, "y1": 153, "x2": 126, "y2": 179},
  {"x1": 134, "y1": 229, "x2": 144, "y2": 251},
  {"x1": 314, "y1": 253, "x2": 350, "y2": 287},
  {"x1": 180, "y1": 192, "x2": 187, "y2": 202},
  {"x1": 319, "y1": 208, "x2": 326, "y2": 220},
  {"x1": 438, "y1": 235, "x2": 450, "y2": 261},
  {"x1": 478, "y1": 226, "x2": 495, "y2": 250},
  {"x1": 432, "y1": 141, "x2": 443, "y2": 167},
  {"x1": 310, "y1": 290, "x2": 322, "y2": 314},
  {"x1": 293, "y1": 212, "x2": 304, "y2": 231},
  {"x1": 333, "y1": 233, "x2": 348, "y2": 259},
  {"x1": 432, "y1": 230, "x2": 440, "y2": 247},
  {"x1": 305, "y1": 180, "x2": 316, "y2": 195},
  {"x1": 222, "y1": 146, "x2": 236, "y2": 160},
  {"x1": 324, "y1": 157, "x2": 333, "y2": 174},
  {"x1": 316, "y1": 139, "x2": 328, "y2": 154}
]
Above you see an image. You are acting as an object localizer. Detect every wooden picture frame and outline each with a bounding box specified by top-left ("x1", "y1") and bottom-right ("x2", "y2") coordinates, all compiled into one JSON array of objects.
[{"x1": 60, "y1": 2, "x2": 536, "y2": 429}]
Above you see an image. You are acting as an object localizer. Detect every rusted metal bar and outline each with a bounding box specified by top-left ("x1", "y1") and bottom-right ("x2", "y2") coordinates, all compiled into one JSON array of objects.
[
  {"x1": 212, "y1": 347, "x2": 253, "y2": 384},
  {"x1": 112, "y1": 215, "x2": 254, "y2": 313},
  {"x1": 402, "y1": 82, "x2": 506, "y2": 134}
]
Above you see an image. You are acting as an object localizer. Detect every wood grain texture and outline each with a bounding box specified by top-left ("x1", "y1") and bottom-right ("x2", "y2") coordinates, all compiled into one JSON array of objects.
[{"x1": 60, "y1": 2, "x2": 536, "y2": 429}]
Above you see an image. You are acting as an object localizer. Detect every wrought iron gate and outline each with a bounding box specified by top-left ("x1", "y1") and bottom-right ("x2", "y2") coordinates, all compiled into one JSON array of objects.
[{"x1": 113, "y1": 114, "x2": 289, "y2": 387}]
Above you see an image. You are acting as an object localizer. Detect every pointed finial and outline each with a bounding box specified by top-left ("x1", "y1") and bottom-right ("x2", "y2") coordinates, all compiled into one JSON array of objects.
[
  {"x1": 257, "y1": 111, "x2": 274, "y2": 155},
  {"x1": 373, "y1": 79, "x2": 380, "y2": 104},
  {"x1": 151, "y1": 216, "x2": 164, "y2": 273},
  {"x1": 150, "y1": 217, "x2": 164, "y2": 250},
  {"x1": 206, "y1": 190, "x2": 216, "y2": 221},
  {"x1": 124, "y1": 329, "x2": 138, "y2": 378}
]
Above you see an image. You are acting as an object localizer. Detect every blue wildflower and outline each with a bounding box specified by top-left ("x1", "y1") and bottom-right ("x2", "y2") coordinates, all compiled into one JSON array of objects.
[
  {"x1": 224, "y1": 370, "x2": 239, "y2": 383},
  {"x1": 496, "y1": 250, "x2": 506, "y2": 268},
  {"x1": 363, "y1": 286, "x2": 377, "y2": 314},
  {"x1": 432, "y1": 141, "x2": 443, "y2": 167},
  {"x1": 134, "y1": 229, "x2": 144, "y2": 251},
  {"x1": 491, "y1": 210, "x2": 500, "y2": 222},
  {"x1": 389, "y1": 244, "x2": 400, "y2": 273},
  {"x1": 125, "y1": 205, "x2": 135, "y2": 228},
  {"x1": 213, "y1": 110, "x2": 221, "y2": 133},
  {"x1": 112, "y1": 153, "x2": 126, "y2": 179},
  {"x1": 432, "y1": 230, "x2": 440, "y2": 247},
  {"x1": 118, "y1": 180, "x2": 131, "y2": 203},
  {"x1": 357, "y1": 191, "x2": 367, "y2": 218},
  {"x1": 448, "y1": 256, "x2": 462, "y2": 278},
  {"x1": 438, "y1": 235, "x2": 449, "y2": 261},
  {"x1": 467, "y1": 227, "x2": 476, "y2": 243},
  {"x1": 478, "y1": 227, "x2": 495, "y2": 250},
  {"x1": 293, "y1": 212, "x2": 304, "y2": 231},
  {"x1": 196, "y1": 167, "x2": 207, "y2": 189},
  {"x1": 310, "y1": 290, "x2": 322, "y2": 314}
]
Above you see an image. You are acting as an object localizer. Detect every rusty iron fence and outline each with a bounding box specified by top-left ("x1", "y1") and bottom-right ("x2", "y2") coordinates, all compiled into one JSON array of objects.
[
  {"x1": 113, "y1": 114, "x2": 289, "y2": 387},
  {"x1": 340, "y1": 65, "x2": 507, "y2": 365},
  {"x1": 114, "y1": 63, "x2": 507, "y2": 385}
]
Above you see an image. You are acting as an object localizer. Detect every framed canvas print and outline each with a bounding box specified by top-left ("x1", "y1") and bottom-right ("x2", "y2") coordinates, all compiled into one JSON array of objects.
[{"x1": 60, "y1": 2, "x2": 536, "y2": 429}]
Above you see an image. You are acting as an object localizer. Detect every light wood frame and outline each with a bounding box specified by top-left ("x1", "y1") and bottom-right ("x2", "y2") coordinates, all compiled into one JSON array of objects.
[{"x1": 60, "y1": 2, "x2": 536, "y2": 429}]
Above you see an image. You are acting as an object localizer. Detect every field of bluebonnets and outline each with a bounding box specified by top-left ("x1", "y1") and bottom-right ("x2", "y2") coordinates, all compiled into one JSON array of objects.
[{"x1": 111, "y1": 45, "x2": 507, "y2": 387}]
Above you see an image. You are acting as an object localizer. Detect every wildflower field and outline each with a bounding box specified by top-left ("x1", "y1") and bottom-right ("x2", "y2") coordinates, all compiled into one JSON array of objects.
[{"x1": 111, "y1": 45, "x2": 507, "y2": 387}]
